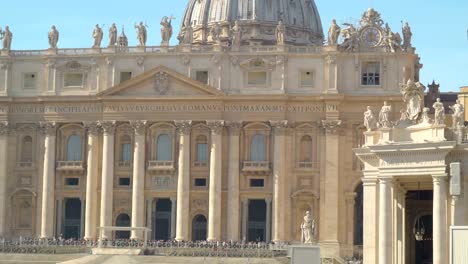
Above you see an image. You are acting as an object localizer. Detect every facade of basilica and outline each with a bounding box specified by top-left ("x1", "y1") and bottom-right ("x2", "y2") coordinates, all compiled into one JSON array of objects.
[{"x1": 2, "y1": 1, "x2": 462, "y2": 263}]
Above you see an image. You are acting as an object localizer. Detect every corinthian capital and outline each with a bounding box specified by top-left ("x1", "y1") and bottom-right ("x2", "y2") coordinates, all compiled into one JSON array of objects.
[
  {"x1": 270, "y1": 120, "x2": 289, "y2": 135},
  {"x1": 207, "y1": 120, "x2": 225, "y2": 135},
  {"x1": 321, "y1": 120, "x2": 342, "y2": 134},
  {"x1": 39, "y1": 121, "x2": 57, "y2": 136},
  {"x1": 130, "y1": 120, "x2": 147, "y2": 136},
  {"x1": 83, "y1": 121, "x2": 101, "y2": 136},
  {"x1": 0, "y1": 121, "x2": 10, "y2": 135},
  {"x1": 226, "y1": 121, "x2": 242, "y2": 136},
  {"x1": 99, "y1": 121, "x2": 116, "y2": 135},
  {"x1": 175, "y1": 120, "x2": 192, "y2": 135}
]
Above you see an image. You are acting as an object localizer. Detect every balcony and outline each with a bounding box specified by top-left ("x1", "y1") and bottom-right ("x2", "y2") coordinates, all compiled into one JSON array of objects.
[
  {"x1": 147, "y1": 160, "x2": 175, "y2": 173},
  {"x1": 242, "y1": 161, "x2": 271, "y2": 174},
  {"x1": 56, "y1": 161, "x2": 84, "y2": 172},
  {"x1": 297, "y1": 161, "x2": 320, "y2": 171},
  {"x1": 193, "y1": 161, "x2": 208, "y2": 167},
  {"x1": 116, "y1": 161, "x2": 133, "y2": 169},
  {"x1": 16, "y1": 161, "x2": 34, "y2": 170}
]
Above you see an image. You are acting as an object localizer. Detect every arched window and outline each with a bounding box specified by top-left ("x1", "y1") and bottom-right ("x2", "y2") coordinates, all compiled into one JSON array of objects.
[
  {"x1": 300, "y1": 135, "x2": 313, "y2": 162},
  {"x1": 21, "y1": 136, "x2": 33, "y2": 162},
  {"x1": 156, "y1": 134, "x2": 172, "y2": 161},
  {"x1": 121, "y1": 135, "x2": 132, "y2": 161},
  {"x1": 250, "y1": 134, "x2": 266, "y2": 161},
  {"x1": 67, "y1": 135, "x2": 82, "y2": 161},
  {"x1": 196, "y1": 135, "x2": 208, "y2": 162}
]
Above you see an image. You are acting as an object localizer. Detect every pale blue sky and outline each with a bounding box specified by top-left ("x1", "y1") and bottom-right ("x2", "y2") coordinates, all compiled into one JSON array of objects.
[{"x1": 1, "y1": 0, "x2": 466, "y2": 92}]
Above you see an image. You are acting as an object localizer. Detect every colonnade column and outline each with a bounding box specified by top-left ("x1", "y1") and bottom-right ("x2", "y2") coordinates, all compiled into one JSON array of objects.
[
  {"x1": 271, "y1": 120, "x2": 288, "y2": 242},
  {"x1": 40, "y1": 122, "x2": 57, "y2": 238},
  {"x1": 378, "y1": 177, "x2": 393, "y2": 264},
  {"x1": 433, "y1": 174, "x2": 448, "y2": 264},
  {"x1": 130, "y1": 120, "x2": 147, "y2": 240},
  {"x1": 226, "y1": 122, "x2": 241, "y2": 241},
  {"x1": 175, "y1": 121, "x2": 192, "y2": 241},
  {"x1": 84, "y1": 122, "x2": 100, "y2": 240},
  {"x1": 99, "y1": 121, "x2": 116, "y2": 239},
  {"x1": 170, "y1": 197, "x2": 177, "y2": 239},
  {"x1": 207, "y1": 120, "x2": 224, "y2": 241},
  {"x1": 362, "y1": 177, "x2": 379, "y2": 264},
  {"x1": 0, "y1": 122, "x2": 9, "y2": 237}
]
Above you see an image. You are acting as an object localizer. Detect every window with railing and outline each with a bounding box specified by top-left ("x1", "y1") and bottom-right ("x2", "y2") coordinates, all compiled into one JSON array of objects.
[
  {"x1": 156, "y1": 134, "x2": 172, "y2": 161},
  {"x1": 121, "y1": 135, "x2": 132, "y2": 162},
  {"x1": 66, "y1": 135, "x2": 82, "y2": 161},
  {"x1": 195, "y1": 135, "x2": 208, "y2": 166},
  {"x1": 250, "y1": 134, "x2": 266, "y2": 161}
]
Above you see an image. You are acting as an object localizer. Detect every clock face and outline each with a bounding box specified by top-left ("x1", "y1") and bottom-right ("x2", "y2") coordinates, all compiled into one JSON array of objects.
[{"x1": 361, "y1": 27, "x2": 382, "y2": 47}]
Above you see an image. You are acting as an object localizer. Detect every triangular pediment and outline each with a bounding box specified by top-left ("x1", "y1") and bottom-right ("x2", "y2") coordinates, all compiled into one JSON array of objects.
[{"x1": 98, "y1": 66, "x2": 224, "y2": 97}]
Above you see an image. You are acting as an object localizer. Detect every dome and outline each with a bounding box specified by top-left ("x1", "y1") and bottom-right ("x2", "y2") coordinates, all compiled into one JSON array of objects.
[{"x1": 179, "y1": 0, "x2": 324, "y2": 46}]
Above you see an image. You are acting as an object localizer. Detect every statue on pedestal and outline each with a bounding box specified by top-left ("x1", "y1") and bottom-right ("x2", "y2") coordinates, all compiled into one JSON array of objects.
[
  {"x1": 379, "y1": 101, "x2": 392, "y2": 128},
  {"x1": 327, "y1": 19, "x2": 340, "y2": 45},
  {"x1": 160, "y1": 16, "x2": 174, "y2": 46},
  {"x1": 340, "y1": 24, "x2": 358, "y2": 52},
  {"x1": 275, "y1": 20, "x2": 286, "y2": 45},
  {"x1": 92, "y1": 24, "x2": 103, "y2": 48},
  {"x1": 402, "y1": 22, "x2": 412, "y2": 51},
  {"x1": 432, "y1": 98, "x2": 445, "y2": 125},
  {"x1": 400, "y1": 79, "x2": 425, "y2": 122},
  {"x1": 0, "y1": 26, "x2": 12, "y2": 51},
  {"x1": 135, "y1": 21, "x2": 148, "y2": 46},
  {"x1": 301, "y1": 211, "x2": 315, "y2": 244},
  {"x1": 231, "y1": 20, "x2": 242, "y2": 47},
  {"x1": 179, "y1": 25, "x2": 193, "y2": 45},
  {"x1": 449, "y1": 99, "x2": 465, "y2": 128},
  {"x1": 108, "y1": 23, "x2": 118, "y2": 47},
  {"x1": 364, "y1": 106, "x2": 377, "y2": 131},
  {"x1": 48, "y1": 25, "x2": 59, "y2": 49}
]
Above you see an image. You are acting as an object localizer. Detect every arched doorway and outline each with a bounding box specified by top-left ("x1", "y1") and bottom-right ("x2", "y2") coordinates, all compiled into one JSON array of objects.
[
  {"x1": 192, "y1": 215, "x2": 207, "y2": 241},
  {"x1": 115, "y1": 213, "x2": 131, "y2": 239},
  {"x1": 154, "y1": 199, "x2": 172, "y2": 240},
  {"x1": 248, "y1": 200, "x2": 267, "y2": 242},
  {"x1": 63, "y1": 198, "x2": 81, "y2": 239}
]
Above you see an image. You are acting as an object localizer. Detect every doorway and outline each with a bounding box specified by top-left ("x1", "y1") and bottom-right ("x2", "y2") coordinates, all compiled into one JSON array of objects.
[
  {"x1": 115, "y1": 213, "x2": 131, "y2": 239},
  {"x1": 154, "y1": 199, "x2": 172, "y2": 240},
  {"x1": 63, "y1": 198, "x2": 81, "y2": 239},
  {"x1": 192, "y1": 215, "x2": 207, "y2": 241},
  {"x1": 247, "y1": 200, "x2": 267, "y2": 242}
]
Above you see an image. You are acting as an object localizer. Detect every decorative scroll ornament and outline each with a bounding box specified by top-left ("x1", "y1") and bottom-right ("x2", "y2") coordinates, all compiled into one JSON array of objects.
[
  {"x1": 154, "y1": 72, "x2": 170, "y2": 95},
  {"x1": 360, "y1": 8, "x2": 384, "y2": 27}
]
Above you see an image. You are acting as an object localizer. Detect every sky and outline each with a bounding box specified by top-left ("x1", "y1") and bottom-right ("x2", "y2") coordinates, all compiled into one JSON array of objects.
[{"x1": 0, "y1": 0, "x2": 466, "y2": 92}]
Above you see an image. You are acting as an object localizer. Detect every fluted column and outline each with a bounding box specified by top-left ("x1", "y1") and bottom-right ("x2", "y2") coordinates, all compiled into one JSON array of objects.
[
  {"x1": 226, "y1": 122, "x2": 242, "y2": 241},
  {"x1": 271, "y1": 120, "x2": 288, "y2": 242},
  {"x1": 0, "y1": 122, "x2": 9, "y2": 237},
  {"x1": 83, "y1": 122, "x2": 100, "y2": 240},
  {"x1": 207, "y1": 120, "x2": 224, "y2": 241},
  {"x1": 40, "y1": 122, "x2": 57, "y2": 238},
  {"x1": 130, "y1": 120, "x2": 147, "y2": 240},
  {"x1": 378, "y1": 177, "x2": 393, "y2": 264},
  {"x1": 99, "y1": 121, "x2": 116, "y2": 239},
  {"x1": 175, "y1": 121, "x2": 192, "y2": 241},
  {"x1": 433, "y1": 175, "x2": 448, "y2": 264}
]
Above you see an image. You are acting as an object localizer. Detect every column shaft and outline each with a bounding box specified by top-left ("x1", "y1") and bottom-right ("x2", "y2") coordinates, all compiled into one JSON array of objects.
[
  {"x1": 362, "y1": 178, "x2": 378, "y2": 264},
  {"x1": 241, "y1": 199, "x2": 248, "y2": 241},
  {"x1": 0, "y1": 123, "x2": 9, "y2": 237},
  {"x1": 146, "y1": 199, "x2": 153, "y2": 233},
  {"x1": 433, "y1": 175, "x2": 447, "y2": 264},
  {"x1": 226, "y1": 122, "x2": 241, "y2": 241},
  {"x1": 207, "y1": 121, "x2": 223, "y2": 241},
  {"x1": 175, "y1": 121, "x2": 191, "y2": 241},
  {"x1": 378, "y1": 178, "x2": 393, "y2": 264},
  {"x1": 131, "y1": 121, "x2": 147, "y2": 240},
  {"x1": 99, "y1": 121, "x2": 115, "y2": 239},
  {"x1": 272, "y1": 121, "x2": 287, "y2": 242},
  {"x1": 84, "y1": 123, "x2": 99, "y2": 240},
  {"x1": 266, "y1": 198, "x2": 272, "y2": 242},
  {"x1": 170, "y1": 197, "x2": 177, "y2": 239},
  {"x1": 40, "y1": 122, "x2": 56, "y2": 238}
]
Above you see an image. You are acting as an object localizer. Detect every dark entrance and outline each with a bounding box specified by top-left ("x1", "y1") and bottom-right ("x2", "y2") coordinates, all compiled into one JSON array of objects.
[
  {"x1": 192, "y1": 215, "x2": 207, "y2": 241},
  {"x1": 154, "y1": 199, "x2": 172, "y2": 240},
  {"x1": 247, "y1": 199, "x2": 266, "y2": 242},
  {"x1": 354, "y1": 183, "x2": 363, "y2": 246},
  {"x1": 415, "y1": 215, "x2": 433, "y2": 264},
  {"x1": 63, "y1": 198, "x2": 81, "y2": 239},
  {"x1": 115, "y1": 213, "x2": 131, "y2": 239}
]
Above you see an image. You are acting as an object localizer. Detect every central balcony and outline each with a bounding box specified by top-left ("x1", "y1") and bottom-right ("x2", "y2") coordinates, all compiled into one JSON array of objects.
[
  {"x1": 147, "y1": 160, "x2": 175, "y2": 173},
  {"x1": 242, "y1": 161, "x2": 271, "y2": 174},
  {"x1": 56, "y1": 161, "x2": 84, "y2": 172}
]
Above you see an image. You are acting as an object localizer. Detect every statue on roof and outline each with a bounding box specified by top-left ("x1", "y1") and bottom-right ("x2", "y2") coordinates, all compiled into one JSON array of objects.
[
  {"x1": 160, "y1": 16, "x2": 174, "y2": 46},
  {"x1": 135, "y1": 21, "x2": 148, "y2": 46},
  {"x1": 385, "y1": 29, "x2": 402, "y2": 53},
  {"x1": 178, "y1": 25, "x2": 193, "y2": 45},
  {"x1": 48, "y1": 25, "x2": 59, "y2": 49},
  {"x1": 0, "y1": 26, "x2": 12, "y2": 51},
  {"x1": 402, "y1": 22, "x2": 412, "y2": 51},
  {"x1": 360, "y1": 8, "x2": 384, "y2": 27},
  {"x1": 449, "y1": 99, "x2": 465, "y2": 128},
  {"x1": 108, "y1": 23, "x2": 118, "y2": 47},
  {"x1": 327, "y1": 19, "x2": 341, "y2": 46},
  {"x1": 275, "y1": 20, "x2": 286, "y2": 45},
  {"x1": 364, "y1": 106, "x2": 377, "y2": 131},
  {"x1": 231, "y1": 20, "x2": 243, "y2": 47},
  {"x1": 340, "y1": 24, "x2": 358, "y2": 52},
  {"x1": 400, "y1": 79, "x2": 426, "y2": 121},
  {"x1": 432, "y1": 98, "x2": 445, "y2": 126},
  {"x1": 92, "y1": 24, "x2": 103, "y2": 48},
  {"x1": 379, "y1": 101, "x2": 392, "y2": 128}
]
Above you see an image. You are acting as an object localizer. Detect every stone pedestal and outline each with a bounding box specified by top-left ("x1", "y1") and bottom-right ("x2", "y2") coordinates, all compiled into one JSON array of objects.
[{"x1": 289, "y1": 245, "x2": 321, "y2": 264}]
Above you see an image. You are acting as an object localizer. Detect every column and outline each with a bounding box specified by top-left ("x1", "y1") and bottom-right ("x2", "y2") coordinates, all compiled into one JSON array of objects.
[
  {"x1": 99, "y1": 121, "x2": 116, "y2": 239},
  {"x1": 130, "y1": 120, "x2": 147, "y2": 240},
  {"x1": 207, "y1": 120, "x2": 224, "y2": 241},
  {"x1": 378, "y1": 177, "x2": 393, "y2": 264},
  {"x1": 433, "y1": 175, "x2": 448, "y2": 264},
  {"x1": 0, "y1": 122, "x2": 9, "y2": 237},
  {"x1": 56, "y1": 199, "x2": 63, "y2": 237},
  {"x1": 241, "y1": 199, "x2": 248, "y2": 241},
  {"x1": 345, "y1": 192, "x2": 357, "y2": 255},
  {"x1": 271, "y1": 120, "x2": 288, "y2": 242},
  {"x1": 84, "y1": 122, "x2": 100, "y2": 240},
  {"x1": 40, "y1": 122, "x2": 57, "y2": 238},
  {"x1": 146, "y1": 199, "x2": 153, "y2": 235},
  {"x1": 170, "y1": 197, "x2": 177, "y2": 239},
  {"x1": 362, "y1": 177, "x2": 379, "y2": 264},
  {"x1": 265, "y1": 198, "x2": 272, "y2": 242},
  {"x1": 226, "y1": 122, "x2": 241, "y2": 241},
  {"x1": 175, "y1": 121, "x2": 191, "y2": 241}
]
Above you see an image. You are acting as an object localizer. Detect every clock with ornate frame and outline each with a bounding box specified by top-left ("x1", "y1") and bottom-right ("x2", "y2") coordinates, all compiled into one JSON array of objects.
[{"x1": 360, "y1": 26, "x2": 382, "y2": 47}]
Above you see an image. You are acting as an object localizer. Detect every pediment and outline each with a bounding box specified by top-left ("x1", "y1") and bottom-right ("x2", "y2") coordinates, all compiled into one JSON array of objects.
[{"x1": 98, "y1": 66, "x2": 224, "y2": 97}]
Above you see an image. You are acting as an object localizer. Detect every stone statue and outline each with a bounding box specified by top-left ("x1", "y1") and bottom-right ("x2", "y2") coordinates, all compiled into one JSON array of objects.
[
  {"x1": 421, "y1": 107, "x2": 432, "y2": 124},
  {"x1": 179, "y1": 25, "x2": 193, "y2": 45},
  {"x1": 449, "y1": 99, "x2": 465, "y2": 128},
  {"x1": 108, "y1": 23, "x2": 118, "y2": 47},
  {"x1": 231, "y1": 20, "x2": 242, "y2": 46},
  {"x1": 400, "y1": 79, "x2": 425, "y2": 121},
  {"x1": 135, "y1": 22, "x2": 148, "y2": 46},
  {"x1": 402, "y1": 22, "x2": 412, "y2": 51},
  {"x1": 386, "y1": 29, "x2": 402, "y2": 53},
  {"x1": 301, "y1": 211, "x2": 315, "y2": 244},
  {"x1": 432, "y1": 98, "x2": 445, "y2": 126},
  {"x1": 275, "y1": 20, "x2": 286, "y2": 45},
  {"x1": 210, "y1": 23, "x2": 222, "y2": 44},
  {"x1": 92, "y1": 24, "x2": 103, "y2": 48},
  {"x1": 379, "y1": 101, "x2": 392, "y2": 128},
  {"x1": 364, "y1": 106, "x2": 377, "y2": 131},
  {"x1": 0, "y1": 26, "x2": 12, "y2": 51},
  {"x1": 48, "y1": 25, "x2": 59, "y2": 49},
  {"x1": 160, "y1": 16, "x2": 173, "y2": 46},
  {"x1": 327, "y1": 19, "x2": 340, "y2": 45},
  {"x1": 340, "y1": 24, "x2": 358, "y2": 52}
]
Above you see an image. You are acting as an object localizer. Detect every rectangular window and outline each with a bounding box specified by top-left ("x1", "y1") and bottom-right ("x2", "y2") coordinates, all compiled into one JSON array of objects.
[
  {"x1": 300, "y1": 71, "x2": 315, "y2": 87},
  {"x1": 195, "y1": 71, "x2": 209, "y2": 84},
  {"x1": 65, "y1": 178, "x2": 79, "y2": 186},
  {"x1": 250, "y1": 179, "x2": 264, "y2": 187},
  {"x1": 247, "y1": 71, "x2": 267, "y2": 86},
  {"x1": 119, "y1": 177, "x2": 131, "y2": 186},
  {"x1": 120, "y1": 72, "x2": 132, "y2": 83},
  {"x1": 64, "y1": 73, "x2": 84, "y2": 88},
  {"x1": 197, "y1": 143, "x2": 208, "y2": 162},
  {"x1": 194, "y1": 178, "x2": 207, "y2": 187},
  {"x1": 121, "y1": 143, "x2": 132, "y2": 161},
  {"x1": 23, "y1": 73, "x2": 37, "y2": 90},
  {"x1": 361, "y1": 62, "x2": 380, "y2": 86}
]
